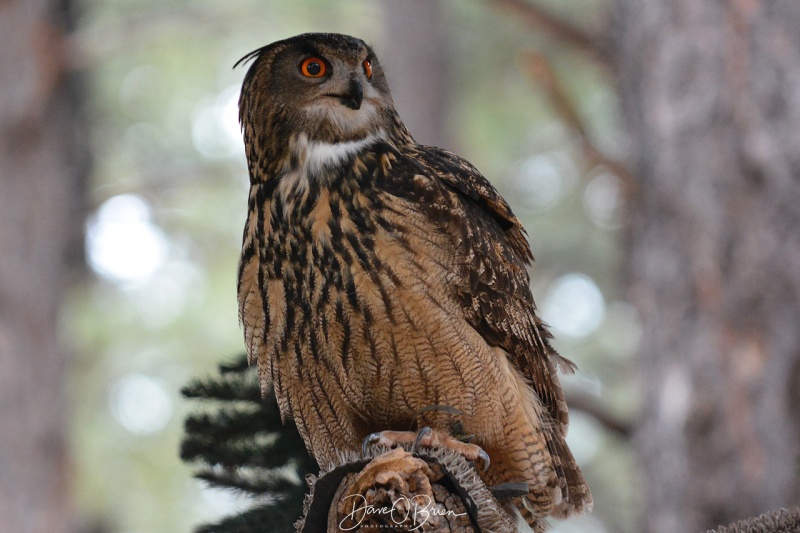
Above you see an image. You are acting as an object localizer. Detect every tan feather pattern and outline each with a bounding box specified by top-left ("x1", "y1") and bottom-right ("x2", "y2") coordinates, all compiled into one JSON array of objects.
[{"x1": 235, "y1": 32, "x2": 592, "y2": 528}]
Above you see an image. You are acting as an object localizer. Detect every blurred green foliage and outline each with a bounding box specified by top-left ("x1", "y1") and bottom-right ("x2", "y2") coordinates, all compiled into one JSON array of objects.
[{"x1": 65, "y1": 0, "x2": 639, "y2": 531}]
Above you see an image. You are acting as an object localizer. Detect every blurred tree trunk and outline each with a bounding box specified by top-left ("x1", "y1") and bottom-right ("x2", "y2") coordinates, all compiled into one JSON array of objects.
[
  {"x1": 0, "y1": 0, "x2": 88, "y2": 532},
  {"x1": 616, "y1": 0, "x2": 800, "y2": 531},
  {"x1": 380, "y1": 0, "x2": 453, "y2": 150}
]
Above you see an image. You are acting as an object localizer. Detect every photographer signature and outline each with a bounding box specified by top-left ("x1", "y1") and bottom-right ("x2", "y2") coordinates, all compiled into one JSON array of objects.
[{"x1": 339, "y1": 493, "x2": 467, "y2": 531}]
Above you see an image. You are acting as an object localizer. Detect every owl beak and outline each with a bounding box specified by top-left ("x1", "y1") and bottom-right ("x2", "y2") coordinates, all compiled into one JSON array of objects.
[{"x1": 337, "y1": 78, "x2": 363, "y2": 110}]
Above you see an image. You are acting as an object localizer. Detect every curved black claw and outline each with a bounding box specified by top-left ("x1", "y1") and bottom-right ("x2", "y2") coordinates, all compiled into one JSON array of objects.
[
  {"x1": 476, "y1": 446, "x2": 491, "y2": 472},
  {"x1": 361, "y1": 432, "x2": 382, "y2": 458},
  {"x1": 411, "y1": 426, "x2": 433, "y2": 452}
]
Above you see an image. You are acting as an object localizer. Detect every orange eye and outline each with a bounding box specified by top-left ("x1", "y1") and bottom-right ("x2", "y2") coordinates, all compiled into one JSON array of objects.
[
  {"x1": 362, "y1": 59, "x2": 373, "y2": 80},
  {"x1": 300, "y1": 57, "x2": 327, "y2": 78}
]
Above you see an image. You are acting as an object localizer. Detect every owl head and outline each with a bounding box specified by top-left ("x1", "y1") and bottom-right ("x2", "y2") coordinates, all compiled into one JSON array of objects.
[{"x1": 237, "y1": 33, "x2": 411, "y2": 179}]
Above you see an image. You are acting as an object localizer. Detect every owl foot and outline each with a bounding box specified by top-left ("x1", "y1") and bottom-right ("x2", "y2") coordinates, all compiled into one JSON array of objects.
[{"x1": 362, "y1": 426, "x2": 490, "y2": 472}]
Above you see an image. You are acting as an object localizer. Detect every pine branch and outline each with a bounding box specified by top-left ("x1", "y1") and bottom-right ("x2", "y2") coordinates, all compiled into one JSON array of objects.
[
  {"x1": 181, "y1": 432, "x2": 307, "y2": 470},
  {"x1": 218, "y1": 358, "x2": 252, "y2": 374},
  {"x1": 181, "y1": 375, "x2": 262, "y2": 403},
  {"x1": 181, "y1": 354, "x2": 316, "y2": 533},
  {"x1": 183, "y1": 406, "x2": 282, "y2": 441}
]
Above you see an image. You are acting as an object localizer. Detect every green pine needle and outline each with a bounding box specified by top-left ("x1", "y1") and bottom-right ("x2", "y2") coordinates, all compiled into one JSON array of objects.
[{"x1": 180, "y1": 354, "x2": 316, "y2": 533}]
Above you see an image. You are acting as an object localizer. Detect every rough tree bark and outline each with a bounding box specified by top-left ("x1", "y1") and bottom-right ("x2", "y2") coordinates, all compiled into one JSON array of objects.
[
  {"x1": 616, "y1": 1, "x2": 800, "y2": 531},
  {"x1": 0, "y1": 0, "x2": 88, "y2": 531}
]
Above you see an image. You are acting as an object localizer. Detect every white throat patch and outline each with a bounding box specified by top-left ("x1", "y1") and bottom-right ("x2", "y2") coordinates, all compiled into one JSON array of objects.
[
  {"x1": 275, "y1": 130, "x2": 385, "y2": 209},
  {"x1": 301, "y1": 133, "x2": 381, "y2": 176}
]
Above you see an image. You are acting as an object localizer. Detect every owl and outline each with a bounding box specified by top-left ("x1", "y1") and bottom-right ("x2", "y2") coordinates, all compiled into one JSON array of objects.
[{"x1": 235, "y1": 33, "x2": 591, "y2": 528}]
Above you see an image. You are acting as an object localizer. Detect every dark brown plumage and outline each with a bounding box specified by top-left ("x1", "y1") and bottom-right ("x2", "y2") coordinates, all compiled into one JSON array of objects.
[{"x1": 235, "y1": 32, "x2": 591, "y2": 527}]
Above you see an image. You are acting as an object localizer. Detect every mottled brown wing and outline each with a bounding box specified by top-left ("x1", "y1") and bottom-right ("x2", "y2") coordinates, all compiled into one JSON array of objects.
[{"x1": 408, "y1": 145, "x2": 575, "y2": 435}]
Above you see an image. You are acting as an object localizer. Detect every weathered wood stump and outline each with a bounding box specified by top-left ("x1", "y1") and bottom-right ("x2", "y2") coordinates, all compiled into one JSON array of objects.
[{"x1": 296, "y1": 445, "x2": 521, "y2": 533}]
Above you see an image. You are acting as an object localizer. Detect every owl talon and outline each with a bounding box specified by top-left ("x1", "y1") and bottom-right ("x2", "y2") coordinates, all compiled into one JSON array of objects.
[
  {"x1": 361, "y1": 427, "x2": 491, "y2": 473},
  {"x1": 476, "y1": 447, "x2": 491, "y2": 472},
  {"x1": 412, "y1": 426, "x2": 433, "y2": 452},
  {"x1": 361, "y1": 432, "x2": 383, "y2": 458}
]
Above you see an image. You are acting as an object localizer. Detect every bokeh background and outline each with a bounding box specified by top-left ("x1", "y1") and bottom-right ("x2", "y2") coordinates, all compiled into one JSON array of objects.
[{"x1": 3, "y1": 0, "x2": 798, "y2": 532}]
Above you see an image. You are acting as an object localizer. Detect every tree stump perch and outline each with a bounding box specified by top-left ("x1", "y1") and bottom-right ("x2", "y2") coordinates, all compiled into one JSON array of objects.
[{"x1": 296, "y1": 445, "x2": 522, "y2": 533}]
